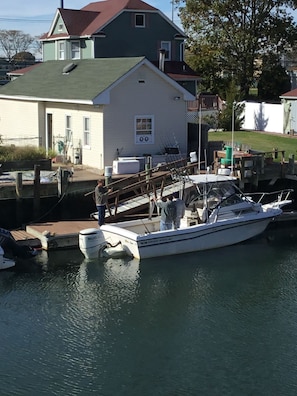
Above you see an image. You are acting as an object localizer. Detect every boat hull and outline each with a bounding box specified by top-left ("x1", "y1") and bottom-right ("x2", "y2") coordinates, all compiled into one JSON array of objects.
[{"x1": 100, "y1": 212, "x2": 278, "y2": 260}]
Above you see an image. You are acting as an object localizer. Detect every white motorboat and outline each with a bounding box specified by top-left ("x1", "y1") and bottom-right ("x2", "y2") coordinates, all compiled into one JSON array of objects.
[{"x1": 79, "y1": 174, "x2": 292, "y2": 260}]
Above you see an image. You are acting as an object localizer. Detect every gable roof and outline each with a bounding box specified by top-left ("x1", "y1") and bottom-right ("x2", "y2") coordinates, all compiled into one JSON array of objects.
[
  {"x1": 0, "y1": 58, "x2": 195, "y2": 105},
  {"x1": 280, "y1": 88, "x2": 297, "y2": 99},
  {"x1": 42, "y1": 0, "x2": 184, "y2": 40},
  {"x1": 7, "y1": 63, "x2": 42, "y2": 77}
]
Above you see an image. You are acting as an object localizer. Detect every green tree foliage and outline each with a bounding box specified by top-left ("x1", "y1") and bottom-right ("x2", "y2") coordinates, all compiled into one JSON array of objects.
[
  {"x1": 218, "y1": 80, "x2": 245, "y2": 130},
  {"x1": 175, "y1": 0, "x2": 297, "y2": 99},
  {"x1": 257, "y1": 55, "x2": 291, "y2": 101}
]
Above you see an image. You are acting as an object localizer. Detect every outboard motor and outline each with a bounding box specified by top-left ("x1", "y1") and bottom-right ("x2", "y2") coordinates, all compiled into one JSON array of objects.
[{"x1": 79, "y1": 228, "x2": 107, "y2": 260}]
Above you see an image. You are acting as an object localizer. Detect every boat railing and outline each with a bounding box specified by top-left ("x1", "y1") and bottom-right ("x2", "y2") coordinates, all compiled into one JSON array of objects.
[{"x1": 246, "y1": 189, "x2": 294, "y2": 205}]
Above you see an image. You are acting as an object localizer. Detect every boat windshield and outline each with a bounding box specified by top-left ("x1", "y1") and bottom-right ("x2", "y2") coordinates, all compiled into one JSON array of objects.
[{"x1": 187, "y1": 180, "x2": 240, "y2": 209}]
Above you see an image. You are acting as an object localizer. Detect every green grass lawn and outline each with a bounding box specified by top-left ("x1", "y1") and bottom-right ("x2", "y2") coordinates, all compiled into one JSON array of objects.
[{"x1": 208, "y1": 130, "x2": 297, "y2": 161}]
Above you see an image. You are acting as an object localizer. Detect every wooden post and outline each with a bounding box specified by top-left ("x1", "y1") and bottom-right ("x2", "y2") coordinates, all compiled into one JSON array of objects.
[
  {"x1": 16, "y1": 172, "x2": 23, "y2": 198},
  {"x1": 16, "y1": 172, "x2": 23, "y2": 225},
  {"x1": 288, "y1": 154, "x2": 295, "y2": 175},
  {"x1": 57, "y1": 167, "x2": 70, "y2": 197},
  {"x1": 33, "y1": 164, "x2": 41, "y2": 219},
  {"x1": 273, "y1": 148, "x2": 278, "y2": 159}
]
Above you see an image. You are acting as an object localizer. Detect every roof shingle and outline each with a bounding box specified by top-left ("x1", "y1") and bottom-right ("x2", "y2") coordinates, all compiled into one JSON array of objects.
[{"x1": 0, "y1": 58, "x2": 145, "y2": 102}]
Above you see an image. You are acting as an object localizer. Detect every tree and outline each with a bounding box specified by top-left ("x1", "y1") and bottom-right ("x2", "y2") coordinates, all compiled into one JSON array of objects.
[
  {"x1": 0, "y1": 30, "x2": 35, "y2": 62},
  {"x1": 12, "y1": 51, "x2": 35, "y2": 62},
  {"x1": 175, "y1": 0, "x2": 297, "y2": 99},
  {"x1": 257, "y1": 55, "x2": 291, "y2": 101},
  {"x1": 217, "y1": 80, "x2": 245, "y2": 131}
]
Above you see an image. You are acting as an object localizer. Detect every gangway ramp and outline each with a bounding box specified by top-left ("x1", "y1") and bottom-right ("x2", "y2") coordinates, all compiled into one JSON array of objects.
[
  {"x1": 95, "y1": 178, "x2": 194, "y2": 222},
  {"x1": 88, "y1": 160, "x2": 200, "y2": 222}
]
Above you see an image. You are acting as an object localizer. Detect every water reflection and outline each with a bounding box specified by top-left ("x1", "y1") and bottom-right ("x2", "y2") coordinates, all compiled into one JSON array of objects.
[{"x1": 2, "y1": 224, "x2": 297, "y2": 395}]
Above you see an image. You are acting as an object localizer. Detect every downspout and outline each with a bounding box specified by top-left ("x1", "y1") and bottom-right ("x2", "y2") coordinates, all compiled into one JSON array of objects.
[{"x1": 159, "y1": 49, "x2": 166, "y2": 72}]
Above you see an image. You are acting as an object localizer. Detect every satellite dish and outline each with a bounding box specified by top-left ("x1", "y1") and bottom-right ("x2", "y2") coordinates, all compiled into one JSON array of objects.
[{"x1": 63, "y1": 63, "x2": 77, "y2": 74}]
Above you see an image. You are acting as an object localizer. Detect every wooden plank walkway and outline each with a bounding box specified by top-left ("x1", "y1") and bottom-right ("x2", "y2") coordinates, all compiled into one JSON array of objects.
[
  {"x1": 25, "y1": 220, "x2": 97, "y2": 250},
  {"x1": 11, "y1": 229, "x2": 42, "y2": 248}
]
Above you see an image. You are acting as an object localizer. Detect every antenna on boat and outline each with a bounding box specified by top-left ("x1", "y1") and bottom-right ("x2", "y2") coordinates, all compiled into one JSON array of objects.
[
  {"x1": 231, "y1": 101, "x2": 236, "y2": 175},
  {"x1": 198, "y1": 103, "x2": 202, "y2": 174}
]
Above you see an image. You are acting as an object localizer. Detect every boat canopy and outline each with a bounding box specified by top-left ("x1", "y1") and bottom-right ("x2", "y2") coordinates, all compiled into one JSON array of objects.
[{"x1": 188, "y1": 174, "x2": 237, "y2": 185}]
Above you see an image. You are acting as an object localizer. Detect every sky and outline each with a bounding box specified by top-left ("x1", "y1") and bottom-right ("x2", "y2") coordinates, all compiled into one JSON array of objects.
[{"x1": 0, "y1": 0, "x2": 181, "y2": 38}]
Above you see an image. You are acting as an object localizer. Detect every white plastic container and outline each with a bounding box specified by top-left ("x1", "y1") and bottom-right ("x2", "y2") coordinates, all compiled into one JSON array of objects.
[
  {"x1": 104, "y1": 166, "x2": 112, "y2": 177},
  {"x1": 190, "y1": 151, "x2": 198, "y2": 163},
  {"x1": 113, "y1": 160, "x2": 140, "y2": 174},
  {"x1": 218, "y1": 168, "x2": 231, "y2": 176}
]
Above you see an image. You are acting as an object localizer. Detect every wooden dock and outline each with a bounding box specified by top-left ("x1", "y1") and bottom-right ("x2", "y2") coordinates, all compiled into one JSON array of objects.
[
  {"x1": 25, "y1": 220, "x2": 97, "y2": 250},
  {"x1": 9, "y1": 157, "x2": 297, "y2": 251},
  {"x1": 13, "y1": 177, "x2": 189, "y2": 250},
  {"x1": 12, "y1": 209, "x2": 297, "y2": 252}
]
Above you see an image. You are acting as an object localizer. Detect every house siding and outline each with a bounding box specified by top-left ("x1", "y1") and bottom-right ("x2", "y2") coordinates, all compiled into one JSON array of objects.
[
  {"x1": 94, "y1": 12, "x2": 182, "y2": 61},
  {"x1": 44, "y1": 103, "x2": 104, "y2": 168},
  {"x1": 53, "y1": 15, "x2": 66, "y2": 35},
  {"x1": 0, "y1": 100, "x2": 41, "y2": 146},
  {"x1": 102, "y1": 63, "x2": 188, "y2": 166},
  {"x1": 43, "y1": 42, "x2": 56, "y2": 62},
  {"x1": 43, "y1": 38, "x2": 94, "y2": 61}
]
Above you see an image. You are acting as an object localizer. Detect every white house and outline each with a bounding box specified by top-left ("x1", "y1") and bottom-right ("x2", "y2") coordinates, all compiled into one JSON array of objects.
[
  {"x1": 280, "y1": 88, "x2": 297, "y2": 134},
  {"x1": 0, "y1": 57, "x2": 194, "y2": 171}
]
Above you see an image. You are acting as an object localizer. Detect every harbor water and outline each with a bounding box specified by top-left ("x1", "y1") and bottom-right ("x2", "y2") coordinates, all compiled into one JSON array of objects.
[{"x1": 1, "y1": 224, "x2": 297, "y2": 395}]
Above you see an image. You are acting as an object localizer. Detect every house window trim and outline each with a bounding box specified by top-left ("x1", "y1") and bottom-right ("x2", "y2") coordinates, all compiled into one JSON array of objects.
[
  {"x1": 134, "y1": 115, "x2": 154, "y2": 145},
  {"x1": 161, "y1": 41, "x2": 171, "y2": 61},
  {"x1": 135, "y1": 13, "x2": 145, "y2": 28},
  {"x1": 180, "y1": 42, "x2": 185, "y2": 62},
  {"x1": 65, "y1": 115, "x2": 72, "y2": 143},
  {"x1": 71, "y1": 40, "x2": 81, "y2": 60},
  {"x1": 83, "y1": 116, "x2": 91, "y2": 148},
  {"x1": 58, "y1": 40, "x2": 66, "y2": 60}
]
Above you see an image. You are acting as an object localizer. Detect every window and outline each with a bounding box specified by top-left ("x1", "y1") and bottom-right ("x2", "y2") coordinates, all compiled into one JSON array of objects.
[
  {"x1": 71, "y1": 41, "x2": 80, "y2": 59},
  {"x1": 161, "y1": 41, "x2": 171, "y2": 60},
  {"x1": 58, "y1": 24, "x2": 63, "y2": 31},
  {"x1": 65, "y1": 115, "x2": 72, "y2": 142},
  {"x1": 83, "y1": 117, "x2": 90, "y2": 146},
  {"x1": 135, "y1": 116, "x2": 154, "y2": 144},
  {"x1": 58, "y1": 41, "x2": 65, "y2": 60},
  {"x1": 180, "y1": 42, "x2": 185, "y2": 62},
  {"x1": 135, "y1": 13, "x2": 145, "y2": 27}
]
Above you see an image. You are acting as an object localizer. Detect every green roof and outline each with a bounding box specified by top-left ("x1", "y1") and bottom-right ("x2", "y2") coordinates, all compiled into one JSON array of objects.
[{"x1": 0, "y1": 57, "x2": 146, "y2": 102}]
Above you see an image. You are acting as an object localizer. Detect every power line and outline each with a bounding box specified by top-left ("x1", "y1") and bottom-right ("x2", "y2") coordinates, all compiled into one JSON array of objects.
[{"x1": 0, "y1": 17, "x2": 51, "y2": 23}]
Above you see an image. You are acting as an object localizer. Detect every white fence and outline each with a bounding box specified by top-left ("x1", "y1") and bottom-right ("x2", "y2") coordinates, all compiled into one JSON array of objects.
[{"x1": 242, "y1": 101, "x2": 284, "y2": 134}]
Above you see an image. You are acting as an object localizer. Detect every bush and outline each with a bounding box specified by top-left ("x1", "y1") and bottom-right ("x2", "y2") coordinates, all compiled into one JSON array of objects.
[{"x1": 0, "y1": 145, "x2": 53, "y2": 162}]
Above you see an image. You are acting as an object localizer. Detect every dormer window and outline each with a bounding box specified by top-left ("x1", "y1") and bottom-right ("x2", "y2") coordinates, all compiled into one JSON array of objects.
[{"x1": 135, "y1": 13, "x2": 145, "y2": 28}]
